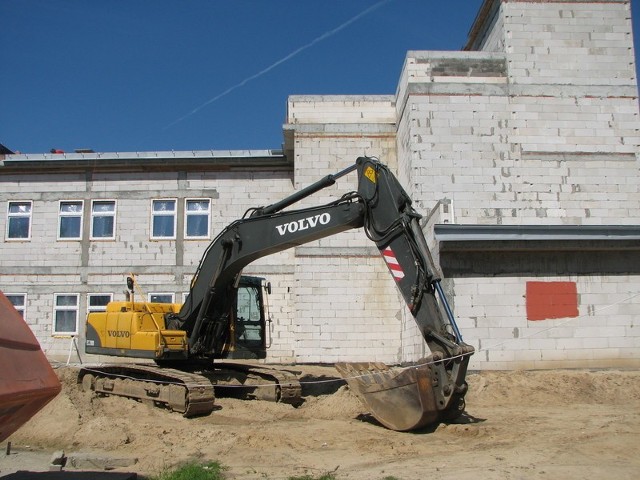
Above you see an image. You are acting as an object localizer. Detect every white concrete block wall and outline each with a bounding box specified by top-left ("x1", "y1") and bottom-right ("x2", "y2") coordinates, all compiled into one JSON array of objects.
[
  {"x1": 503, "y1": 1, "x2": 636, "y2": 86},
  {"x1": 510, "y1": 96, "x2": 640, "y2": 155},
  {"x1": 396, "y1": 6, "x2": 640, "y2": 228},
  {"x1": 292, "y1": 255, "x2": 403, "y2": 363},
  {"x1": 453, "y1": 275, "x2": 640, "y2": 370}
]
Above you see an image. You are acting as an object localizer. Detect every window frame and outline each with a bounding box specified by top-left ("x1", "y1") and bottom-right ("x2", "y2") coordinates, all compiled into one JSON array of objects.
[
  {"x1": 87, "y1": 293, "x2": 113, "y2": 313},
  {"x1": 5, "y1": 293, "x2": 27, "y2": 319},
  {"x1": 58, "y1": 200, "x2": 84, "y2": 241},
  {"x1": 148, "y1": 292, "x2": 175, "y2": 304},
  {"x1": 52, "y1": 293, "x2": 80, "y2": 335},
  {"x1": 6, "y1": 200, "x2": 33, "y2": 241},
  {"x1": 151, "y1": 198, "x2": 177, "y2": 240},
  {"x1": 184, "y1": 198, "x2": 211, "y2": 240},
  {"x1": 90, "y1": 200, "x2": 117, "y2": 240}
]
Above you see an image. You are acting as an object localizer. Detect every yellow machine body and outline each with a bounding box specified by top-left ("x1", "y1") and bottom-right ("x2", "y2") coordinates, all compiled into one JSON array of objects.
[{"x1": 85, "y1": 301, "x2": 188, "y2": 360}]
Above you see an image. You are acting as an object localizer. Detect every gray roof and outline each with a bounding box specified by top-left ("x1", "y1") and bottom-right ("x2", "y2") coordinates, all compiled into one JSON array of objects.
[{"x1": 0, "y1": 149, "x2": 289, "y2": 172}]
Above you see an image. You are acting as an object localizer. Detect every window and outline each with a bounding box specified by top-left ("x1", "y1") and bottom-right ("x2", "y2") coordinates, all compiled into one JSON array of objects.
[
  {"x1": 87, "y1": 293, "x2": 112, "y2": 313},
  {"x1": 58, "y1": 201, "x2": 83, "y2": 240},
  {"x1": 6, "y1": 294, "x2": 26, "y2": 318},
  {"x1": 151, "y1": 199, "x2": 177, "y2": 239},
  {"x1": 90, "y1": 200, "x2": 116, "y2": 239},
  {"x1": 53, "y1": 294, "x2": 79, "y2": 335},
  {"x1": 236, "y1": 285, "x2": 263, "y2": 344},
  {"x1": 148, "y1": 293, "x2": 175, "y2": 304},
  {"x1": 6, "y1": 201, "x2": 32, "y2": 240},
  {"x1": 185, "y1": 199, "x2": 210, "y2": 239}
]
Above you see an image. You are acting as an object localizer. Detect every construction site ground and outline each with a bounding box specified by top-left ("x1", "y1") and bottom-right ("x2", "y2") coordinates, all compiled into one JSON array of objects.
[{"x1": 2, "y1": 365, "x2": 639, "y2": 479}]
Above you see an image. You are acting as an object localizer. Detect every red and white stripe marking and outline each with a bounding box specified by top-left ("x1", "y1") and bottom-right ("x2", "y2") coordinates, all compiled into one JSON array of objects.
[{"x1": 381, "y1": 247, "x2": 405, "y2": 281}]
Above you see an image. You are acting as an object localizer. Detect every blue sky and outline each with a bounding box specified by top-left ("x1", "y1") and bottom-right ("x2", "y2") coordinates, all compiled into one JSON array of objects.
[{"x1": 0, "y1": 0, "x2": 638, "y2": 154}]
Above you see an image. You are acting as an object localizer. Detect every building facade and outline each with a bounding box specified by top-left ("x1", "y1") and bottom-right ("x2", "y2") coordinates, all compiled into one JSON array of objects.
[{"x1": 2, "y1": 0, "x2": 639, "y2": 369}]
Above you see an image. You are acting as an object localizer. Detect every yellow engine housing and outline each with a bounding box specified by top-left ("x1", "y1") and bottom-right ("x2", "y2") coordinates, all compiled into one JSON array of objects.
[{"x1": 85, "y1": 302, "x2": 188, "y2": 360}]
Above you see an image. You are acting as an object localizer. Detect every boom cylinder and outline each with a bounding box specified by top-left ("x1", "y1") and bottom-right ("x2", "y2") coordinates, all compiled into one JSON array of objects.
[{"x1": 258, "y1": 163, "x2": 358, "y2": 216}]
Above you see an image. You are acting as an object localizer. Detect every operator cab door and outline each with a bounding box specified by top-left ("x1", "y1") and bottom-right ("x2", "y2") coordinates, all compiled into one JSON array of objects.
[{"x1": 230, "y1": 276, "x2": 268, "y2": 359}]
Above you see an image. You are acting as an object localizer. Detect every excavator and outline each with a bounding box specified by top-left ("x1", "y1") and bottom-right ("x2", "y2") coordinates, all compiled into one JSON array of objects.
[{"x1": 80, "y1": 157, "x2": 474, "y2": 431}]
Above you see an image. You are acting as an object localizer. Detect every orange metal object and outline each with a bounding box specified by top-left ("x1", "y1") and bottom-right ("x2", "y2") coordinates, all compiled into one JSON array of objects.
[
  {"x1": 0, "y1": 292, "x2": 61, "y2": 442},
  {"x1": 526, "y1": 281, "x2": 579, "y2": 321}
]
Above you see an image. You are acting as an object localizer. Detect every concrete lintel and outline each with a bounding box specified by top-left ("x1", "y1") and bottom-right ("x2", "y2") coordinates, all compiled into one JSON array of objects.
[
  {"x1": 405, "y1": 50, "x2": 506, "y2": 62},
  {"x1": 402, "y1": 81, "x2": 637, "y2": 100},
  {"x1": 406, "y1": 82, "x2": 509, "y2": 97}
]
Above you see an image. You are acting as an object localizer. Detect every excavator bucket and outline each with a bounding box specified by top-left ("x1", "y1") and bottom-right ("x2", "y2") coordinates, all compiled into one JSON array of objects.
[{"x1": 335, "y1": 361, "x2": 439, "y2": 432}]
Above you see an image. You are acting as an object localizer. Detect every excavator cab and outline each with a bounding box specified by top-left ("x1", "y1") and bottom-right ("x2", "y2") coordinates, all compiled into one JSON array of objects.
[{"x1": 227, "y1": 276, "x2": 270, "y2": 360}]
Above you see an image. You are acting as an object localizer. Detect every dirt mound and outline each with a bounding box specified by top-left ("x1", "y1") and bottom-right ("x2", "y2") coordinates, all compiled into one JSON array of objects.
[
  {"x1": 6, "y1": 366, "x2": 640, "y2": 479},
  {"x1": 294, "y1": 385, "x2": 363, "y2": 420},
  {"x1": 466, "y1": 369, "x2": 640, "y2": 407}
]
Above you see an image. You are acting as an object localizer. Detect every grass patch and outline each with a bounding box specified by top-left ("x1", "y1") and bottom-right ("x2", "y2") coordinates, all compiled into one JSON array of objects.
[{"x1": 151, "y1": 461, "x2": 226, "y2": 480}]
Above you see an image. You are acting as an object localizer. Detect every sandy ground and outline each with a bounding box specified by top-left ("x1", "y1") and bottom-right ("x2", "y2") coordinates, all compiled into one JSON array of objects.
[{"x1": 2, "y1": 365, "x2": 639, "y2": 479}]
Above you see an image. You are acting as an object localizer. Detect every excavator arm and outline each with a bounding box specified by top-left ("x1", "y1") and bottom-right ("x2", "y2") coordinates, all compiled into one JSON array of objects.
[{"x1": 168, "y1": 157, "x2": 474, "y2": 429}]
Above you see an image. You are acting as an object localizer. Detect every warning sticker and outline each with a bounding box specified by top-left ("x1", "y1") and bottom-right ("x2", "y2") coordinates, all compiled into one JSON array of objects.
[
  {"x1": 381, "y1": 247, "x2": 405, "y2": 281},
  {"x1": 364, "y1": 166, "x2": 377, "y2": 184}
]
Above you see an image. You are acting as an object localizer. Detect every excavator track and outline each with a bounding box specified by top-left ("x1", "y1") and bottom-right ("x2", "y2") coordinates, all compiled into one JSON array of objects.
[
  {"x1": 78, "y1": 363, "x2": 303, "y2": 416},
  {"x1": 211, "y1": 362, "x2": 302, "y2": 406},
  {"x1": 78, "y1": 364, "x2": 215, "y2": 417}
]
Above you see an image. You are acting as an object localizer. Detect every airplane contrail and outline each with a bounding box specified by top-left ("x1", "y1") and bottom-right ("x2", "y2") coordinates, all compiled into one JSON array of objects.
[{"x1": 164, "y1": 0, "x2": 392, "y2": 129}]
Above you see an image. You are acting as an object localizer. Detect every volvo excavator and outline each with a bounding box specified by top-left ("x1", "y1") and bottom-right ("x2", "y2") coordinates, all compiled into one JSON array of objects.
[{"x1": 80, "y1": 157, "x2": 474, "y2": 431}]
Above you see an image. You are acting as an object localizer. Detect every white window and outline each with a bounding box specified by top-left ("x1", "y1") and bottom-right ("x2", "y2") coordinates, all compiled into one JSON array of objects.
[
  {"x1": 185, "y1": 198, "x2": 210, "y2": 239},
  {"x1": 151, "y1": 199, "x2": 177, "y2": 239},
  {"x1": 6, "y1": 293, "x2": 27, "y2": 318},
  {"x1": 6, "y1": 201, "x2": 32, "y2": 240},
  {"x1": 58, "y1": 201, "x2": 83, "y2": 240},
  {"x1": 90, "y1": 200, "x2": 116, "y2": 239},
  {"x1": 87, "y1": 293, "x2": 112, "y2": 313},
  {"x1": 53, "y1": 294, "x2": 79, "y2": 335},
  {"x1": 148, "y1": 293, "x2": 175, "y2": 304}
]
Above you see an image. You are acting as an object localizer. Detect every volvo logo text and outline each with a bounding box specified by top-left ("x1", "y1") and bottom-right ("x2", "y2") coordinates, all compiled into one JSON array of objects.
[
  {"x1": 107, "y1": 330, "x2": 130, "y2": 338},
  {"x1": 275, "y1": 213, "x2": 331, "y2": 236}
]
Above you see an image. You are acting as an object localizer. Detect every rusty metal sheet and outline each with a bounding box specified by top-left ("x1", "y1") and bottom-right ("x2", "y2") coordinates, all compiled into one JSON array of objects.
[{"x1": 0, "y1": 292, "x2": 61, "y2": 442}]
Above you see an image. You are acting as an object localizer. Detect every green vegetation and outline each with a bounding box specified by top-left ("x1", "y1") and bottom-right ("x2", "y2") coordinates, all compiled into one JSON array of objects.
[
  {"x1": 149, "y1": 461, "x2": 401, "y2": 480},
  {"x1": 151, "y1": 461, "x2": 226, "y2": 480}
]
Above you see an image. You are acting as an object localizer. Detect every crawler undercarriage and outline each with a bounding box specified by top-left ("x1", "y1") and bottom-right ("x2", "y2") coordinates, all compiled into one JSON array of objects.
[{"x1": 78, "y1": 362, "x2": 303, "y2": 417}]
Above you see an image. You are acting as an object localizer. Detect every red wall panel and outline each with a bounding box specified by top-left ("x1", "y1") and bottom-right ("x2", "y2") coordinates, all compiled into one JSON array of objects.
[{"x1": 526, "y1": 281, "x2": 579, "y2": 321}]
